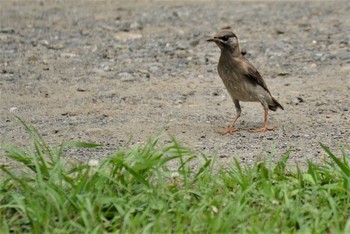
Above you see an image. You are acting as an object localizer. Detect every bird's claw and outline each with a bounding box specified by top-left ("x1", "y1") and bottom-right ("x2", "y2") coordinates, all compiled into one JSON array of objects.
[{"x1": 220, "y1": 127, "x2": 239, "y2": 135}]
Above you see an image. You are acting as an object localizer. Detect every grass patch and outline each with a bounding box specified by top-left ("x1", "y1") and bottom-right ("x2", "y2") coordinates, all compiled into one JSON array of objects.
[{"x1": 1, "y1": 119, "x2": 350, "y2": 233}]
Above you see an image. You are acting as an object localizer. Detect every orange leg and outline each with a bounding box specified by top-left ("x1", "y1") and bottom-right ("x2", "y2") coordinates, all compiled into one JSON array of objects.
[
  {"x1": 249, "y1": 107, "x2": 273, "y2": 133},
  {"x1": 220, "y1": 114, "x2": 240, "y2": 135},
  {"x1": 220, "y1": 100, "x2": 241, "y2": 135}
]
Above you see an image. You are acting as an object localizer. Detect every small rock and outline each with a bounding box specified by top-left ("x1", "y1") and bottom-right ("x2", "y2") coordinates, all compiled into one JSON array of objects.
[
  {"x1": 309, "y1": 63, "x2": 317, "y2": 69},
  {"x1": 88, "y1": 159, "x2": 99, "y2": 167},
  {"x1": 79, "y1": 29, "x2": 90, "y2": 36},
  {"x1": 118, "y1": 72, "x2": 136, "y2": 82},
  {"x1": 276, "y1": 29, "x2": 285, "y2": 34},
  {"x1": 61, "y1": 112, "x2": 77, "y2": 116},
  {"x1": 114, "y1": 32, "x2": 142, "y2": 41},
  {"x1": 40, "y1": 40, "x2": 49, "y2": 46},
  {"x1": 277, "y1": 72, "x2": 289, "y2": 76},
  {"x1": 48, "y1": 43, "x2": 65, "y2": 50},
  {"x1": 130, "y1": 21, "x2": 142, "y2": 30},
  {"x1": 0, "y1": 27, "x2": 15, "y2": 33},
  {"x1": 86, "y1": 128, "x2": 104, "y2": 136},
  {"x1": 60, "y1": 52, "x2": 77, "y2": 58},
  {"x1": 77, "y1": 87, "x2": 86, "y2": 92},
  {"x1": 103, "y1": 65, "x2": 111, "y2": 71},
  {"x1": 190, "y1": 39, "x2": 200, "y2": 47},
  {"x1": 27, "y1": 55, "x2": 38, "y2": 62},
  {"x1": 148, "y1": 66, "x2": 160, "y2": 74},
  {"x1": 291, "y1": 97, "x2": 304, "y2": 105},
  {"x1": 9, "y1": 107, "x2": 18, "y2": 112}
]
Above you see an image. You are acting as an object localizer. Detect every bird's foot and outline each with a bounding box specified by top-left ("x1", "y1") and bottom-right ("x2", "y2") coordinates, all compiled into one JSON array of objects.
[
  {"x1": 249, "y1": 126, "x2": 273, "y2": 133},
  {"x1": 220, "y1": 127, "x2": 239, "y2": 135}
]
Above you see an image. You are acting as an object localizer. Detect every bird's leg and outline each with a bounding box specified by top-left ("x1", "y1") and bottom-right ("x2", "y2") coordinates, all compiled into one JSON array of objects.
[
  {"x1": 220, "y1": 115, "x2": 240, "y2": 135},
  {"x1": 249, "y1": 107, "x2": 273, "y2": 132},
  {"x1": 220, "y1": 100, "x2": 241, "y2": 135}
]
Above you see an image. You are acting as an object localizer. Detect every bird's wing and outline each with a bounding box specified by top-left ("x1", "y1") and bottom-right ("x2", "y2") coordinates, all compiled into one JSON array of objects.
[{"x1": 241, "y1": 58, "x2": 271, "y2": 94}]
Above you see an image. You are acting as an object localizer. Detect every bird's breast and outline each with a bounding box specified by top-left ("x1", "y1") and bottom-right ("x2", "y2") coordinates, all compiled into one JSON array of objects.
[{"x1": 217, "y1": 60, "x2": 263, "y2": 102}]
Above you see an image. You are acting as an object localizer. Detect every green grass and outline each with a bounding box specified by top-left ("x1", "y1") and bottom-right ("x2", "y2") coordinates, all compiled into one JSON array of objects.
[{"x1": 1, "y1": 118, "x2": 350, "y2": 233}]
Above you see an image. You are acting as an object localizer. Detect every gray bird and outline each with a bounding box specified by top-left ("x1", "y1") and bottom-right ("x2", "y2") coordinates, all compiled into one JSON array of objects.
[{"x1": 207, "y1": 30, "x2": 283, "y2": 134}]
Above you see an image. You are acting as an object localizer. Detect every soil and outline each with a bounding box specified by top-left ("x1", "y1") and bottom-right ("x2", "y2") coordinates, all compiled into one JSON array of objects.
[{"x1": 1, "y1": 0, "x2": 349, "y2": 167}]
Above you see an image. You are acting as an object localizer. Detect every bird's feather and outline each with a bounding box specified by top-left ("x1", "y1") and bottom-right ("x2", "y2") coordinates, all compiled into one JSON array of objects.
[{"x1": 242, "y1": 58, "x2": 271, "y2": 94}]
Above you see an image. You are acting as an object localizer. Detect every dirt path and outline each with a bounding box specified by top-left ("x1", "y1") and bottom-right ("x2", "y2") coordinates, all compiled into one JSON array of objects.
[{"x1": 1, "y1": 1, "x2": 349, "y2": 167}]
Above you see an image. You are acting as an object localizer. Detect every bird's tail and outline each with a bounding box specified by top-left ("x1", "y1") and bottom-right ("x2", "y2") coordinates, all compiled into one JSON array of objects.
[{"x1": 268, "y1": 97, "x2": 284, "y2": 111}]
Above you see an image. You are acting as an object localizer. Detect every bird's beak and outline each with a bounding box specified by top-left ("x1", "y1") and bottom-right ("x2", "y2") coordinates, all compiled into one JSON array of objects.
[{"x1": 207, "y1": 37, "x2": 219, "y2": 42}]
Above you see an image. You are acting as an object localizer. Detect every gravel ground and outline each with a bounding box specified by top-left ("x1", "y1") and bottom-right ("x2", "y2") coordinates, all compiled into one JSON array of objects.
[{"x1": 1, "y1": 1, "x2": 349, "y2": 167}]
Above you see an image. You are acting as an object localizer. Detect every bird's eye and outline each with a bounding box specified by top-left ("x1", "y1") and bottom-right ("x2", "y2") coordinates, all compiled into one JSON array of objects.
[{"x1": 221, "y1": 36, "x2": 229, "y2": 41}]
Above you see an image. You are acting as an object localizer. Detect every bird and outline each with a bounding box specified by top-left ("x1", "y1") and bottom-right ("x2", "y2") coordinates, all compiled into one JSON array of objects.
[{"x1": 207, "y1": 30, "x2": 283, "y2": 135}]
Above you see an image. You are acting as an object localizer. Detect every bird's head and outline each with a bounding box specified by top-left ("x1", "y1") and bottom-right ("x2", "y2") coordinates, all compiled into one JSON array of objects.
[{"x1": 207, "y1": 30, "x2": 240, "y2": 54}]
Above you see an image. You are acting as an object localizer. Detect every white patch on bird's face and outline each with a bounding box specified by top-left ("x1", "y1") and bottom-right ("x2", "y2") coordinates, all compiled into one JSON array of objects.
[
  {"x1": 228, "y1": 36, "x2": 238, "y2": 48},
  {"x1": 216, "y1": 36, "x2": 238, "y2": 50}
]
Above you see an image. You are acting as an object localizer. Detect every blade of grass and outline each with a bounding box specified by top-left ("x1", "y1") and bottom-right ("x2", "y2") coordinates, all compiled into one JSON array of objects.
[{"x1": 321, "y1": 143, "x2": 350, "y2": 176}]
